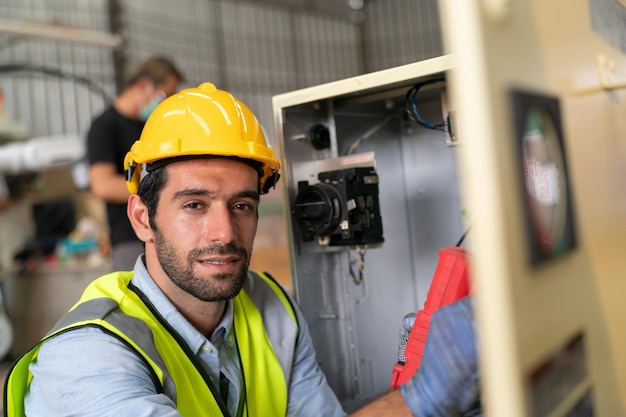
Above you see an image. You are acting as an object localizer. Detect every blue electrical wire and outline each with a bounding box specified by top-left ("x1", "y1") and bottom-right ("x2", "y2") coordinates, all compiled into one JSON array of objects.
[{"x1": 405, "y1": 76, "x2": 447, "y2": 132}]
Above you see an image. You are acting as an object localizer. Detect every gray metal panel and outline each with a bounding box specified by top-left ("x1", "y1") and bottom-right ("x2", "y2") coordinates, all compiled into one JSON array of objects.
[
  {"x1": 340, "y1": 101, "x2": 464, "y2": 408},
  {"x1": 274, "y1": 59, "x2": 465, "y2": 411},
  {"x1": 399, "y1": 102, "x2": 467, "y2": 307}
]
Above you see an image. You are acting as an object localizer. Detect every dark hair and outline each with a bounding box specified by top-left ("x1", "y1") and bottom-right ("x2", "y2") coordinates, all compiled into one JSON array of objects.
[
  {"x1": 125, "y1": 56, "x2": 185, "y2": 88},
  {"x1": 137, "y1": 164, "x2": 168, "y2": 230}
]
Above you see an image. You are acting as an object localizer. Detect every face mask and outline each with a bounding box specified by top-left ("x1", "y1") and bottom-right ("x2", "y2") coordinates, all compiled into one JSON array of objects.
[{"x1": 139, "y1": 96, "x2": 163, "y2": 122}]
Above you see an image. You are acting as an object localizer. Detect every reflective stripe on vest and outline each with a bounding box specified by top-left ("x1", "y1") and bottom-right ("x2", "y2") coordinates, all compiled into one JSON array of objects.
[{"x1": 4, "y1": 270, "x2": 298, "y2": 417}]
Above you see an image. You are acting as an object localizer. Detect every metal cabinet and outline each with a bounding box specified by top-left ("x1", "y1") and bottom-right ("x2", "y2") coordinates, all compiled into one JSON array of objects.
[{"x1": 272, "y1": 55, "x2": 467, "y2": 410}]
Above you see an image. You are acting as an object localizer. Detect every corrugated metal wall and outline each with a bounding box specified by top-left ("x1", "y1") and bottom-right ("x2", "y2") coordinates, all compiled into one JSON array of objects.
[
  {"x1": 364, "y1": 0, "x2": 443, "y2": 71},
  {"x1": 0, "y1": 0, "x2": 442, "y2": 145},
  {"x1": 122, "y1": 0, "x2": 364, "y2": 145},
  {"x1": 0, "y1": 0, "x2": 114, "y2": 139}
]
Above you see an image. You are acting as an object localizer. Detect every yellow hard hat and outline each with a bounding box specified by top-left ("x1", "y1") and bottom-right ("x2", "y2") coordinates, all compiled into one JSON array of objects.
[{"x1": 124, "y1": 82, "x2": 280, "y2": 194}]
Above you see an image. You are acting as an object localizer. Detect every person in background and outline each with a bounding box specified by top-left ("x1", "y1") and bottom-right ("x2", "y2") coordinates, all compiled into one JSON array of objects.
[
  {"x1": 350, "y1": 296, "x2": 482, "y2": 417},
  {"x1": 87, "y1": 56, "x2": 184, "y2": 271},
  {"x1": 5, "y1": 82, "x2": 345, "y2": 417}
]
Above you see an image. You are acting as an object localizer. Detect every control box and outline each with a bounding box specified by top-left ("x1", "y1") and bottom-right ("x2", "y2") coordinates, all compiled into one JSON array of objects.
[{"x1": 272, "y1": 55, "x2": 466, "y2": 411}]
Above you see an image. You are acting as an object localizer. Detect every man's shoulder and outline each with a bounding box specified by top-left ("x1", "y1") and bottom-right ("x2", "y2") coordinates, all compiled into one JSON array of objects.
[
  {"x1": 245, "y1": 271, "x2": 290, "y2": 296},
  {"x1": 91, "y1": 106, "x2": 120, "y2": 124},
  {"x1": 243, "y1": 271, "x2": 296, "y2": 311},
  {"x1": 89, "y1": 107, "x2": 143, "y2": 131}
]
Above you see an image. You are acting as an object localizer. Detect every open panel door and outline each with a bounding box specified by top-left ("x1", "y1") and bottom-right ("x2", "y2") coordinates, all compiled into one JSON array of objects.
[{"x1": 441, "y1": 0, "x2": 626, "y2": 415}]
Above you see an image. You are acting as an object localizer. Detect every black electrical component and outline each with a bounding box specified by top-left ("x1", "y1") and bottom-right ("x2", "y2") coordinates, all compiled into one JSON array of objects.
[
  {"x1": 309, "y1": 124, "x2": 331, "y2": 150},
  {"x1": 292, "y1": 167, "x2": 384, "y2": 246}
]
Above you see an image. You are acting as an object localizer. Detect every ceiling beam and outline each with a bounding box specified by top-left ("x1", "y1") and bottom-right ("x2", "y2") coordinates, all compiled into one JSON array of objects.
[
  {"x1": 0, "y1": 18, "x2": 123, "y2": 48},
  {"x1": 238, "y1": 0, "x2": 364, "y2": 23}
]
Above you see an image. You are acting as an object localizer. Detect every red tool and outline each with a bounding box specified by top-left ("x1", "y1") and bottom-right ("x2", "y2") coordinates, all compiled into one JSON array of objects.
[{"x1": 390, "y1": 246, "x2": 472, "y2": 390}]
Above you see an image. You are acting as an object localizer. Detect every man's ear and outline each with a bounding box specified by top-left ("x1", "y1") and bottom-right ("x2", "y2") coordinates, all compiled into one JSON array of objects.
[{"x1": 128, "y1": 194, "x2": 153, "y2": 243}]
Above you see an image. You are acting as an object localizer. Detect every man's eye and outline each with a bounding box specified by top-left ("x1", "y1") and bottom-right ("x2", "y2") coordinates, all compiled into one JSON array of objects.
[
  {"x1": 234, "y1": 202, "x2": 255, "y2": 211},
  {"x1": 185, "y1": 202, "x2": 203, "y2": 209}
]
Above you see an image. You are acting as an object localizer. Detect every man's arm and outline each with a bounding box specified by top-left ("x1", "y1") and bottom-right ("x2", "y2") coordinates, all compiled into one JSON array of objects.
[
  {"x1": 349, "y1": 388, "x2": 414, "y2": 417},
  {"x1": 348, "y1": 296, "x2": 479, "y2": 417},
  {"x1": 89, "y1": 162, "x2": 131, "y2": 203},
  {"x1": 25, "y1": 327, "x2": 181, "y2": 417},
  {"x1": 401, "y1": 296, "x2": 479, "y2": 416}
]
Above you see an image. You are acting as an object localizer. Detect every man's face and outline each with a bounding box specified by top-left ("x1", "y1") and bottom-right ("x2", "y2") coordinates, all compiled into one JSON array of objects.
[{"x1": 148, "y1": 158, "x2": 260, "y2": 302}]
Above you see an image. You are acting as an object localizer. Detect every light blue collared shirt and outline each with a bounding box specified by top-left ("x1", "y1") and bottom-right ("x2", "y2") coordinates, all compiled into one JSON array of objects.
[{"x1": 24, "y1": 257, "x2": 346, "y2": 417}]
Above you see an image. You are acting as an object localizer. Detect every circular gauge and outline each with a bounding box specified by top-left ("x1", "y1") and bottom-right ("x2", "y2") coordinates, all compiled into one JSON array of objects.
[
  {"x1": 511, "y1": 90, "x2": 576, "y2": 265},
  {"x1": 521, "y1": 106, "x2": 569, "y2": 254}
]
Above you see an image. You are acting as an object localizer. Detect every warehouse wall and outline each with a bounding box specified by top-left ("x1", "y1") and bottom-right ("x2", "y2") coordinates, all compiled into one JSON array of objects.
[
  {"x1": 0, "y1": 0, "x2": 442, "y2": 142},
  {"x1": 0, "y1": 0, "x2": 114, "y2": 139}
]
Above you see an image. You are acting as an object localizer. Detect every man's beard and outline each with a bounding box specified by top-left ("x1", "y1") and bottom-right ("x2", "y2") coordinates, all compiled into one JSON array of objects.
[{"x1": 153, "y1": 228, "x2": 250, "y2": 302}]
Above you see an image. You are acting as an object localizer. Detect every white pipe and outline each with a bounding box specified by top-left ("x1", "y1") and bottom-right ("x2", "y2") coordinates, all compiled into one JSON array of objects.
[
  {"x1": 0, "y1": 19, "x2": 123, "y2": 48},
  {"x1": 0, "y1": 135, "x2": 85, "y2": 175}
]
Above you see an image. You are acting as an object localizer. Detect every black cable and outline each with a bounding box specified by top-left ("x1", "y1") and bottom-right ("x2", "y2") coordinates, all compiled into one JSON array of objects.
[
  {"x1": 0, "y1": 64, "x2": 114, "y2": 104},
  {"x1": 405, "y1": 76, "x2": 446, "y2": 132},
  {"x1": 455, "y1": 225, "x2": 471, "y2": 247}
]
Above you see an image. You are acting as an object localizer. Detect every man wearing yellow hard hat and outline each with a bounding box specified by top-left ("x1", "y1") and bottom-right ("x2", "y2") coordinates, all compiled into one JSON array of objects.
[{"x1": 5, "y1": 83, "x2": 346, "y2": 417}]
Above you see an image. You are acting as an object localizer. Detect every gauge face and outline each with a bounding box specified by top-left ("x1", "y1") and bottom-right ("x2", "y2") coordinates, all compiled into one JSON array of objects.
[
  {"x1": 522, "y1": 107, "x2": 568, "y2": 253},
  {"x1": 511, "y1": 90, "x2": 576, "y2": 265}
]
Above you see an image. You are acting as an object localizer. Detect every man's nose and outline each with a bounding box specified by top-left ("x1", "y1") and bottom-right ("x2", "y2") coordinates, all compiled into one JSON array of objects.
[{"x1": 208, "y1": 206, "x2": 236, "y2": 244}]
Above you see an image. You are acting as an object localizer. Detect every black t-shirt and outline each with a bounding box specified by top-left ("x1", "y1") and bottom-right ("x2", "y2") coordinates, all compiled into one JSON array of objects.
[{"x1": 87, "y1": 107, "x2": 144, "y2": 247}]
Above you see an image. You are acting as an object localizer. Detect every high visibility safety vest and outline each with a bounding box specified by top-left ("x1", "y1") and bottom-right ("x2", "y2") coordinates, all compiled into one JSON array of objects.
[{"x1": 4, "y1": 270, "x2": 299, "y2": 417}]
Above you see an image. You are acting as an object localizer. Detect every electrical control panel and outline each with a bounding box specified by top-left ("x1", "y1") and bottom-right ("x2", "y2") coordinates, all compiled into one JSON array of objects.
[
  {"x1": 292, "y1": 156, "x2": 384, "y2": 247},
  {"x1": 272, "y1": 55, "x2": 467, "y2": 411}
]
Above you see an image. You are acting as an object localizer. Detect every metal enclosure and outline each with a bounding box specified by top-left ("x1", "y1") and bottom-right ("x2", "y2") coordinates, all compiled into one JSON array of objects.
[{"x1": 272, "y1": 55, "x2": 467, "y2": 410}]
